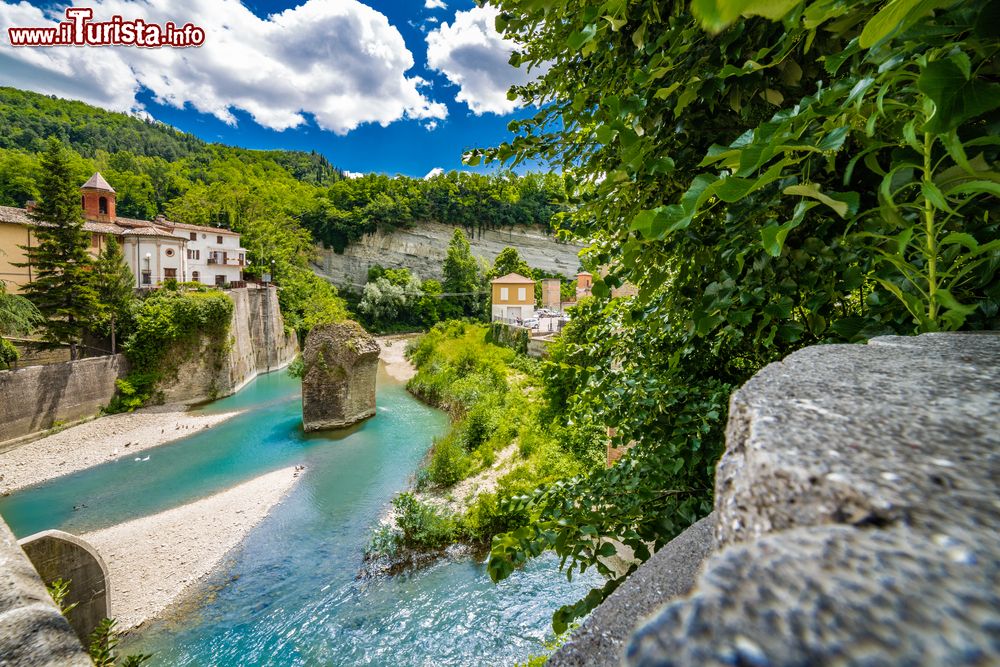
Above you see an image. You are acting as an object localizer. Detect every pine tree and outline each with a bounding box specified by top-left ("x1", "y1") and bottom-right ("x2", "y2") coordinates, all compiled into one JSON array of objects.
[
  {"x1": 442, "y1": 228, "x2": 480, "y2": 317},
  {"x1": 18, "y1": 138, "x2": 100, "y2": 360},
  {"x1": 93, "y1": 236, "x2": 135, "y2": 354}
]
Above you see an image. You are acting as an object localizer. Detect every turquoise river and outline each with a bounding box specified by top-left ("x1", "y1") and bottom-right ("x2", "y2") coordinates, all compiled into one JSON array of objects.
[{"x1": 0, "y1": 363, "x2": 601, "y2": 665}]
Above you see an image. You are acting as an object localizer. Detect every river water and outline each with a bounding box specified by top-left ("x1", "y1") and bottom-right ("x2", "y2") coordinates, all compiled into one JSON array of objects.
[{"x1": 0, "y1": 365, "x2": 601, "y2": 665}]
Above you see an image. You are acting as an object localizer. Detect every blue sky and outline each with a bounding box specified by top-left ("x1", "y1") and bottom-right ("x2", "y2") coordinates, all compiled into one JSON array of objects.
[{"x1": 0, "y1": 0, "x2": 540, "y2": 177}]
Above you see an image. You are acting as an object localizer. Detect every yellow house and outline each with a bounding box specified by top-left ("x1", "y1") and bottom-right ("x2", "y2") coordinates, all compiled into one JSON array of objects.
[
  {"x1": 0, "y1": 205, "x2": 116, "y2": 292},
  {"x1": 490, "y1": 272, "x2": 536, "y2": 323}
]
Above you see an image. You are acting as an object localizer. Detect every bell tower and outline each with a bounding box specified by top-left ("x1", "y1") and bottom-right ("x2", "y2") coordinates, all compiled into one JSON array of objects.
[{"x1": 80, "y1": 172, "x2": 116, "y2": 223}]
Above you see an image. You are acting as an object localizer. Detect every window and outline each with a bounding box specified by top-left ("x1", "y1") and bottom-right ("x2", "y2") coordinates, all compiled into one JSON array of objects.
[
  {"x1": 215, "y1": 275, "x2": 226, "y2": 287},
  {"x1": 164, "y1": 268, "x2": 177, "y2": 279},
  {"x1": 187, "y1": 249, "x2": 200, "y2": 260},
  {"x1": 141, "y1": 270, "x2": 152, "y2": 285},
  {"x1": 192, "y1": 271, "x2": 200, "y2": 282},
  {"x1": 517, "y1": 287, "x2": 527, "y2": 301},
  {"x1": 238, "y1": 253, "x2": 245, "y2": 265},
  {"x1": 91, "y1": 233, "x2": 100, "y2": 247},
  {"x1": 98, "y1": 196, "x2": 108, "y2": 215},
  {"x1": 216, "y1": 235, "x2": 223, "y2": 244},
  {"x1": 500, "y1": 287, "x2": 509, "y2": 301},
  {"x1": 165, "y1": 248, "x2": 175, "y2": 258},
  {"x1": 81, "y1": 195, "x2": 85, "y2": 209},
  {"x1": 189, "y1": 232, "x2": 197, "y2": 241}
]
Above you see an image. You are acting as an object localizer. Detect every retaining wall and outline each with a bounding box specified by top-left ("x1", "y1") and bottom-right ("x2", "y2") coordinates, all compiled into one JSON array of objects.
[
  {"x1": 159, "y1": 286, "x2": 298, "y2": 404},
  {"x1": 0, "y1": 354, "x2": 127, "y2": 445}
]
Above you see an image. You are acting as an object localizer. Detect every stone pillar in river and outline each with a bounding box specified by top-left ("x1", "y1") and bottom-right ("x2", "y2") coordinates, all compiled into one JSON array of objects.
[{"x1": 301, "y1": 321, "x2": 380, "y2": 431}]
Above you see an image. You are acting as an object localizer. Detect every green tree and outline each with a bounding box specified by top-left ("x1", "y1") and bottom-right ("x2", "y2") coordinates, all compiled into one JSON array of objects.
[
  {"x1": 443, "y1": 228, "x2": 482, "y2": 316},
  {"x1": 474, "y1": 0, "x2": 1000, "y2": 633},
  {"x1": 489, "y1": 246, "x2": 532, "y2": 280},
  {"x1": 0, "y1": 281, "x2": 42, "y2": 368},
  {"x1": 92, "y1": 236, "x2": 135, "y2": 353},
  {"x1": 18, "y1": 139, "x2": 101, "y2": 360}
]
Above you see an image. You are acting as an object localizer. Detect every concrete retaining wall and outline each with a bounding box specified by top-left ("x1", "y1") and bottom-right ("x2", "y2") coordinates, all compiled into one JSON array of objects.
[
  {"x1": 0, "y1": 354, "x2": 127, "y2": 445},
  {"x1": 159, "y1": 287, "x2": 298, "y2": 404}
]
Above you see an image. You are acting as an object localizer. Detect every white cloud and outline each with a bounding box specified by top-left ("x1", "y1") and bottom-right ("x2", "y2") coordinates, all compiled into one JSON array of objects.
[
  {"x1": 425, "y1": 0, "x2": 447, "y2": 9},
  {"x1": 425, "y1": 5, "x2": 542, "y2": 115},
  {"x1": 424, "y1": 167, "x2": 444, "y2": 179},
  {"x1": 0, "y1": 0, "x2": 447, "y2": 135},
  {"x1": 344, "y1": 170, "x2": 366, "y2": 179},
  {"x1": 424, "y1": 120, "x2": 438, "y2": 131}
]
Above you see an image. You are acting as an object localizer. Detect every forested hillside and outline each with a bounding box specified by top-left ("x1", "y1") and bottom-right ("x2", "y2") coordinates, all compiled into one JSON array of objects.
[{"x1": 0, "y1": 87, "x2": 566, "y2": 255}]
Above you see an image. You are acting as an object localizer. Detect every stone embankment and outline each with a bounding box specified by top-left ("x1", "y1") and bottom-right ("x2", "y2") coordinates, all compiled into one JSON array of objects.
[
  {"x1": 159, "y1": 286, "x2": 298, "y2": 404},
  {"x1": 315, "y1": 221, "x2": 584, "y2": 288},
  {"x1": 551, "y1": 332, "x2": 1000, "y2": 666}
]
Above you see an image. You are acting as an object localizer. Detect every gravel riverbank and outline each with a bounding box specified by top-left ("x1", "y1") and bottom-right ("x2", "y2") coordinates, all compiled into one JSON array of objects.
[
  {"x1": 83, "y1": 466, "x2": 302, "y2": 632},
  {"x1": 0, "y1": 408, "x2": 243, "y2": 495}
]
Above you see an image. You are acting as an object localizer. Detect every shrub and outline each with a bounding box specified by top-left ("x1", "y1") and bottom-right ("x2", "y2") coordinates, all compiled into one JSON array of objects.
[
  {"x1": 427, "y1": 435, "x2": 470, "y2": 487},
  {"x1": 393, "y1": 492, "x2": 456, "y2": 549}
]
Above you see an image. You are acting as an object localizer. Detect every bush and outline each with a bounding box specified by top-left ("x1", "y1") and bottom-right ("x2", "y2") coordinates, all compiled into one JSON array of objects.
[
  {"x1": 107, "y1": 290, "x2": 234, "y2": 411},
  {"x1": 427, "y1": 435, "x2": 470, "y2": 487},
  {"x1": 393, "y1": 492, "x2": 456, "y2": 550}
]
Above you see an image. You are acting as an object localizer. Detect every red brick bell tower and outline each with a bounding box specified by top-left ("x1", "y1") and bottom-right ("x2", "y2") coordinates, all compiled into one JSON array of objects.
[{"x1": 80, "y1": 172, "x2": 116, "y2": 223}]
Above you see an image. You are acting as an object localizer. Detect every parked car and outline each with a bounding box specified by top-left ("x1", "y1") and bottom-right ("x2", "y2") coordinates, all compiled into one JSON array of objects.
[{"x1": 523, "y1": 318, "x2": 540, "y2": 329}]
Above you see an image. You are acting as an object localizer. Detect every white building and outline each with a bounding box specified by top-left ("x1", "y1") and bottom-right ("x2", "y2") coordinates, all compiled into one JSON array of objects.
[
  {"x1": 164, "y1": 220, "x2": 245, "y2": 287},
  {"x1": 83, "y1": 172, "x2": 246, "y2": 288}
]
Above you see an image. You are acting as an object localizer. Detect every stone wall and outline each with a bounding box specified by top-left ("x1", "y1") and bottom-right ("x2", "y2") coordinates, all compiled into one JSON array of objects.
[
  {"x1": 551, "y1": 332, "x2": 1000, "y2": 666},
  {"x1": 315, "y1": 221, "x2": 585, "y2": 288},
  {"x1": 159, "y1": 286, "x2": 298, "y2": 404},
  {"x1": 0, "y1": 518, "x2": 91, "y2": 666},
  {"x1": 0, "y1": 354, "x2": 127, "y2": 445}
]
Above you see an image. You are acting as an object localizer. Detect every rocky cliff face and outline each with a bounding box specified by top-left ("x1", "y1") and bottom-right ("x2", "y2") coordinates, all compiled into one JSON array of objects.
[
  {"x1": 159, "y1": 287, "x2": 299, "y2": 405},
  {"x1": 315, "y1": 222, "x2": 586, "y2": 287},
  {"x1": 301, "y1": 321, "x2": 379, "y2": 431}
]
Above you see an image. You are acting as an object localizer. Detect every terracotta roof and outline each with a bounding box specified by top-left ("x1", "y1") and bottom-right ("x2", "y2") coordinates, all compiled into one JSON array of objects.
[
  {"x1": 119, "y1": 225, "x2": 179, "y2": 238},
  {"x1": 81, "y1": 172, "x2": 115, "y2": 193},
  {"x1": 0, "y1": 206, "x2": 124, "y2": 235},
  {"x1": 491, "y1": 272, "x2": 535, "y2": 284},
  {"x1": 164, "y1": 220, "x2": 238, "y2": 235}
]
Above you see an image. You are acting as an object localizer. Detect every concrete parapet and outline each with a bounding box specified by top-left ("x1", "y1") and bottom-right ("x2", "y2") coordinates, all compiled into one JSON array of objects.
[
  {"x1": 551, "y1": 333, "x2": 1000, "y2": 666},
  {"x1": 18, "y1": 530, "x2": 110, "y2": 645},
  {"x1": 0, "y1": 519, "x2": 91, "y2": 666}
]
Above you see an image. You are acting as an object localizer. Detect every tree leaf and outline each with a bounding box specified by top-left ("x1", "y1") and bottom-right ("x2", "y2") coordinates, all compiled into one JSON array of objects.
[
  {"x1": 783, "y1": 183, "x2": 857, "y2": 218},
  {"x1": 918, "y1": 59, "x2": 1000, "y2": 134},
  {"x1": 859, "y1": 0, "x2": 957, "y2": 48}
]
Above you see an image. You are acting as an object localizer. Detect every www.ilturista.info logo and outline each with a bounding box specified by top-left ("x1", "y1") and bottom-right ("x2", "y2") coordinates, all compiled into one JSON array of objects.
[{"x1": 8, "y1": 8, "x2": 204, "y2": 47}]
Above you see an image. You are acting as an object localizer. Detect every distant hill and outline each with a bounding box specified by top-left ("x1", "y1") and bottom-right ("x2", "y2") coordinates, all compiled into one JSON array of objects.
[
  {"x1": 0, "y1": 87, "x2": 341, "y2": 186},
  {"x1": 0, "y1": 86, "x2": 566, "y2": 257}
]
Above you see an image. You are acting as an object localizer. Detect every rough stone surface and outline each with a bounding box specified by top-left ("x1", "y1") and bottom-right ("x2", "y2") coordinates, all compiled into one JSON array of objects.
[
  {"x1": 316, "y1": 221, "x2": 584, "y2": 288},
  {"x1": 0, "y1": 354, "x2": 127, "y2": 445},
  {"x1": 715, "y1": 332, "x2": 1000, "y2": 548},
  {"x1": 628, "y1": 525, "x2": 1000, "y2": 666},
  {"x1": 549, "y1": 515, "x2": 715, "y2": 667},
  {"x1": 302, "y1": 321, "x2": 379, "y2": 431},
  {"x1": 0, "y1": 519, "x2": 91, "y2": 666},
  {"x1": 626, "y1": 332, "x2": 1000, "y2": 666},
  {"x1": 159, "y1": 286, "x2": 298, "y2": 405},
  {"x1": 18, "y1": 530, "x2": 109, "y2": 645}
]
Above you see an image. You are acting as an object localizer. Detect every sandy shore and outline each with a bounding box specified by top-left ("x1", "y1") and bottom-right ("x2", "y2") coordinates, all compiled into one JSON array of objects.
[
  {"x1": 377, "y1": 334, "x2": 419, "y2": 382},
  {"x1": 82, "y1": 466, "x2": 301, "y2": 632},
  {"x1": 0, "y1": 408, "x2": 243, "y2": 495}
]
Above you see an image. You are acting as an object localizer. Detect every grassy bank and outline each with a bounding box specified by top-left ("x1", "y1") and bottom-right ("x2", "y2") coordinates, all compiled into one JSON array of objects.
[{"x1": 371, "y1": 321, "x2": 603, "y2": 556}]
